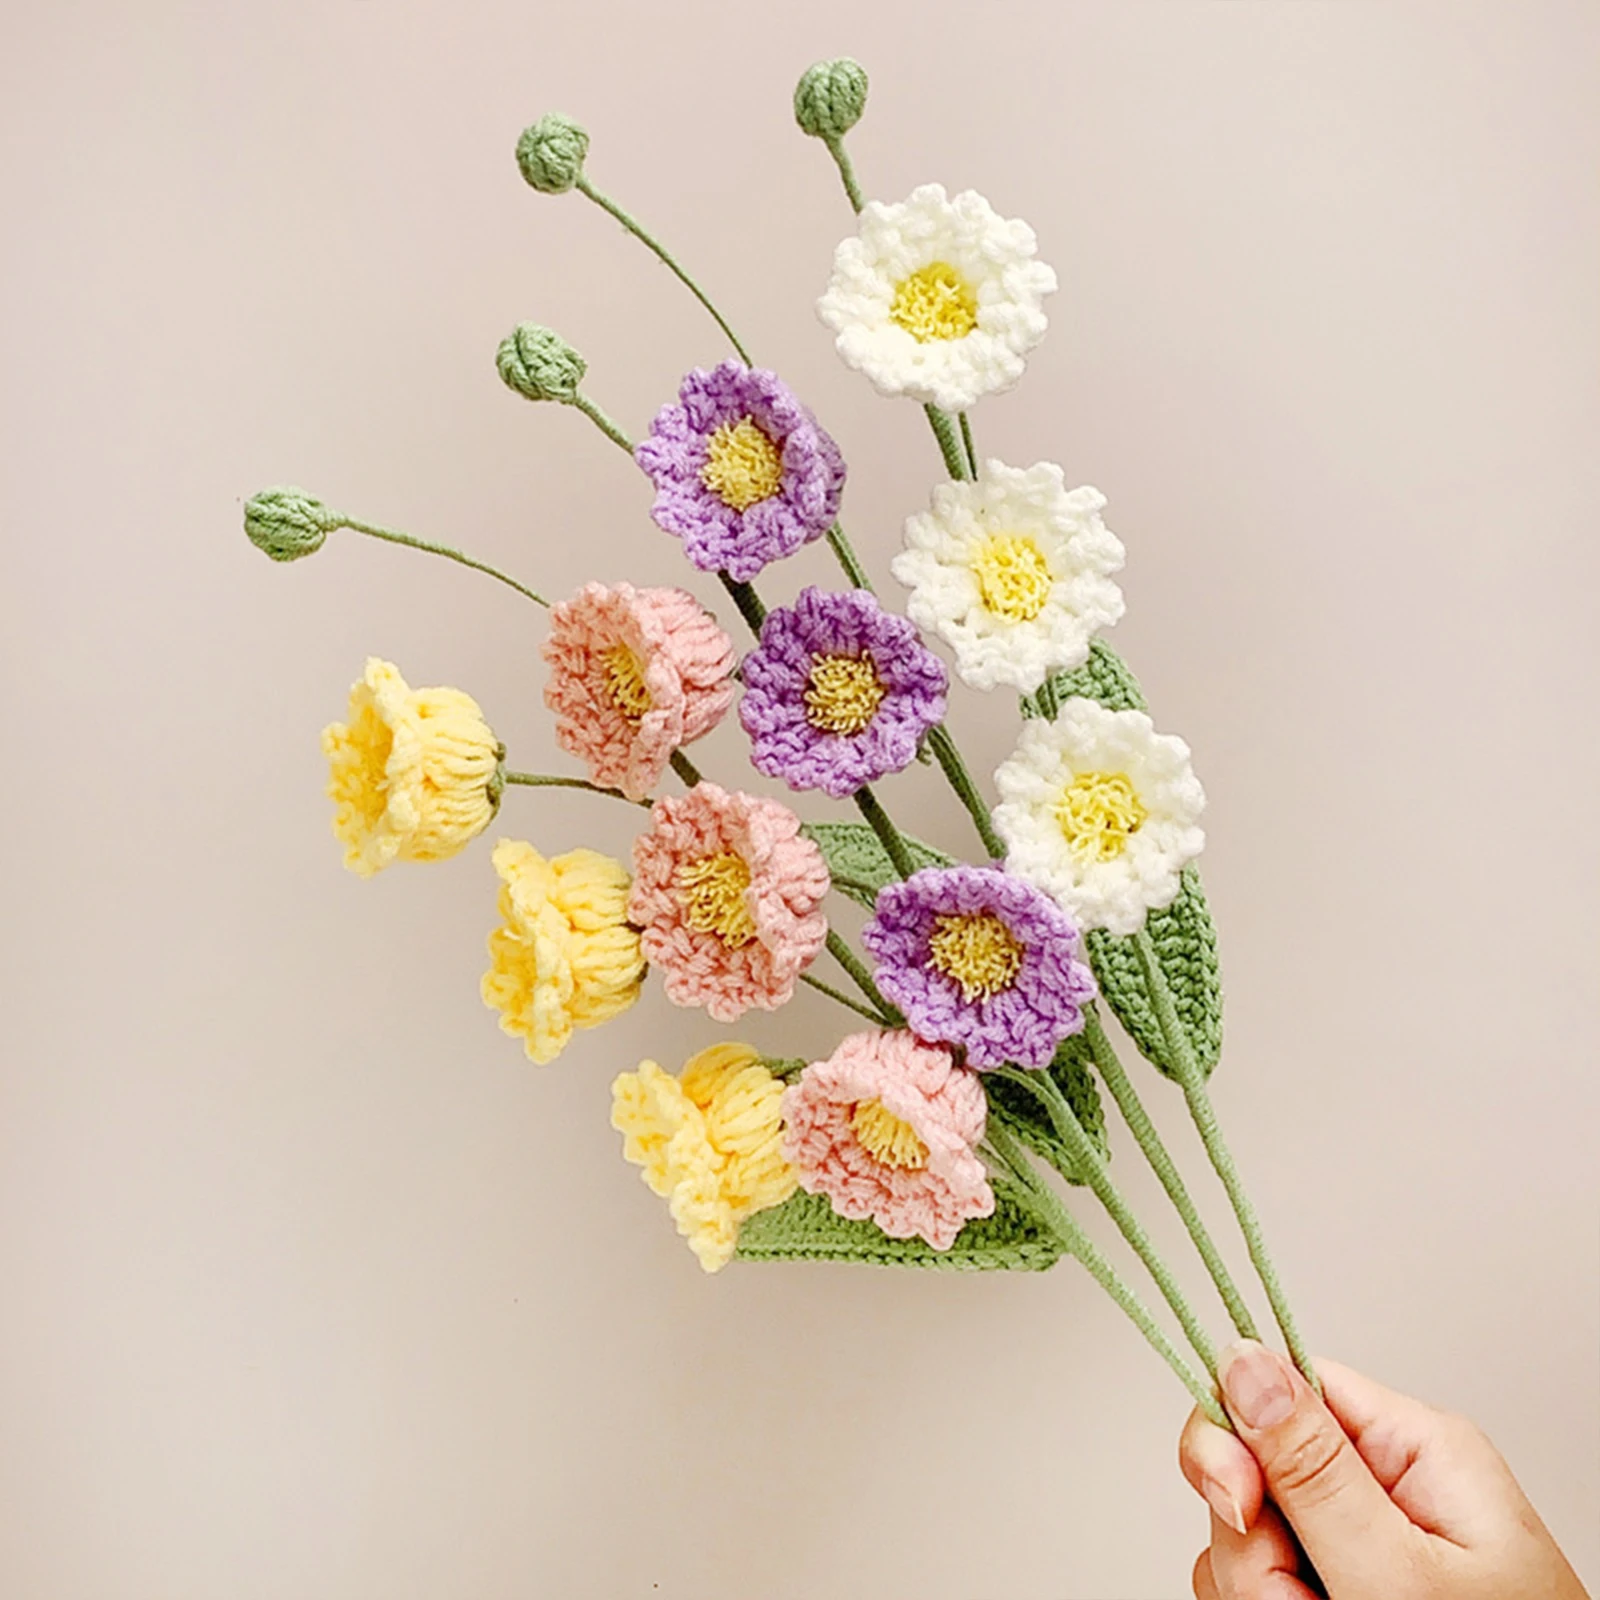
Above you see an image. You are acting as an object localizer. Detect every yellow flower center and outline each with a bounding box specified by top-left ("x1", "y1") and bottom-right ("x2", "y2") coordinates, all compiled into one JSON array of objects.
[
  {"x1": 926, "y1": 911, "x2": 1027, "y2": 1002},
  {"x1": 677, "y1": 852, "x2": 757, "y2": 948},
  {"x1": 850, "y1": 1099, "x2": 929, "y2": 1170},
  {"x1": 889, "y1": 261, "x2": 979, "y2": 343},
  {"x1": 1056, "y1": 772, "x2": 1148, "y2": 862},
  {"x1": 804, "y1": 653, "x2": 887, "y2": 736},
  {"x1": 700, "y1": 417, "x2": 785, "y2": 511},
  {"x1": 971, "y1": 534, "x2": 1053, "y2": 623},
  {"x1": 601, "y1": 642, "x2": 652, "y2": 722}
]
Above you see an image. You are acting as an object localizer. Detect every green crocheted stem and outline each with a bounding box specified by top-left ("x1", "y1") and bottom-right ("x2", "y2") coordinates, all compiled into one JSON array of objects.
[
  {"x1": 574, "y1": 176, "x2": 753, "y2": 365},
  {"x1": 852, "y1": 784, "x2": 918, "y2": 880},
  {"x1": 668, "y1": 748, "x2": 704, "y2": 788},
  {"x1": 824, "y1": 522, "x2": 874, "y2": 590},
  {"x1": 823, "y1": 929, "x2": 900, "y2": 1024},
  {"x1": 986, "y1": 1122, "x2": 1228, "y2": 1427},
  {"x1": 822, "y1": 134, "x2": 865, "y2": 213},
  {"x1": 568, "y1": 391, "x2": 635, "y2": 454},
  {"x1": 339, "y1": 516, "x2": 549, "y2": 608},
  {"x1": 1085, "y1": 1007, "x2": 1261, "y2": 1341},
  {"x1": 500, "y1": 770, "x2": 651, "y2": 808},
  {"x1": 1001, "y1": 1067, "x2": 1219, "y2": 1375},
  {"x1": 924, "y1": 724, "x2": 1007, "y2": 861},
  {"x1": 799, "y1": 970, "x2": 891, "y2": 1025},
  {"x1": 719, "y1": 575, "x2": 768, "y2": 635},
  {"x1": 958, "y1": 411, "x2": 979, "y2": 478},
  {"x1": 924, "y1": 404, "x2": 972, "y2": 481},
  {"x1": 1132, "y1": 929, "x2": 1320, "y2": 1392}
]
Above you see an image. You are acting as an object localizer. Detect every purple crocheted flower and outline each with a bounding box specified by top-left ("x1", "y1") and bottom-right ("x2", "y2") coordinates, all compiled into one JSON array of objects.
[
  {"x1": 634, "y1": 362, "x2": 846, "y2": 582},
  {"x1": 739, "y1": 587, "x2": 948, "y2": 799},
  {"x1": 862, "y1": 866, "x2": 1098, "y2": 1070}
]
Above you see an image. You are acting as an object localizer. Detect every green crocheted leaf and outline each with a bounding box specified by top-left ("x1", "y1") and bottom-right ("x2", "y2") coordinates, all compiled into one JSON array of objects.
[
  {"x1": 733, "y1": 1182, "x2": 1062, "y2": 1271},
  {"x1": 802, "y1": 821, "x2": 955, "y2": 910},
  {"x1": 982, "y1": 1034, "x2": 1108, "y2": 1185},
  {"x1": 1086, "y1": 865, "x2": 1223, "y2": 1080},
  {"x1": 1022, "y1": 638, "x2": 1149, "y2": 720}
]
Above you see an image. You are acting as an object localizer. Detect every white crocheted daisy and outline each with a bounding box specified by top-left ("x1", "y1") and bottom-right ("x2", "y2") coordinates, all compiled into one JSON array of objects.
[
  {"x1": 993, "y1": 699, "x2": 1205, "y2": 937},
  {"x1": 891, "y1": 460, "x2": 1125, "y2": 693},
  {"x1": 817, "y1": 184, "x2": 1057, "y2": 413}
]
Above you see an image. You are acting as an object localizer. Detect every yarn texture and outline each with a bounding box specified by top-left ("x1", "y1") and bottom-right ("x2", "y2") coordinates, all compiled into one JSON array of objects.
[
  {"x1": 793, "y1": 58, "x2": 868, "y2": 140},
  {"x1": 543, "y1": 581, "x2": 736, "y2": 801},
  {"x1": 739, "y1": 587, "x2": 948, "y2": 798},
  {"x1": 244, "y1": 486, "x2": 337, "y2": 561},
  {"x1": 894, "y1": 462, "x2": 1125, "y2": 693},
  {"x1": 496, "y1": 322, "x2": 587, "y2": 403},
  {"x1": 321, "y1": 658, "x2": 500, "y2": 877},
  {"x1": 635, "y1": 362, "x2": 846, "y2": 582},
  {"x1": 611, "y1": 1043, "x2": 798, "y2": 1271},
  {"x1": 515, "y1": 112, "x2": 590, "y2": 193}
]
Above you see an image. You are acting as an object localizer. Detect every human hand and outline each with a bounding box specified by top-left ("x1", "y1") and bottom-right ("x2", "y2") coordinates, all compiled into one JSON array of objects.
[{"x1": 1178, "y1": 1340, "x2": 1590, "y2": 1600}]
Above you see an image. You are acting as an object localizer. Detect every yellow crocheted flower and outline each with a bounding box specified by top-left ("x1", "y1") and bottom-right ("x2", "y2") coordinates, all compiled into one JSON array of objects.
[
  {"x1": 322, "y1": 658, "x2": 500, "y2": 877},
  {"x1": 482, "y1": 840, "x2": 645, "y2": 1064},
  {"x1": 612, "y1": 1043, "x2": 798, "y2": 1272}
]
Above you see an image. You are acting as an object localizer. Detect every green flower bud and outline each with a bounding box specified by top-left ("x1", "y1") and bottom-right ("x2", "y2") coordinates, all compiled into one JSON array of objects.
[
  {"x1": 496, "y1": 323, "x2": 586, "y2": 403},
  {"x1": 243, "y1": 487, "x2": 339, "y2": 562},
  {"x1": 793, "y1": 58, "x2": 868, "y2": 141},
  {"x1": 515, "y1": 113, "x2": 589, "y2": 194}
]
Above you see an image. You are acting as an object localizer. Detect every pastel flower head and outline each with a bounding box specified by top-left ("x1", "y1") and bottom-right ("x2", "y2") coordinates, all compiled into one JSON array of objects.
[
  {"x1": 322, "y1": 658, "x2": 500, "y2": 877},
  {"x1": 893, "y1": 462, "x2": 1126, "y2": 694},
  {"x1": 612, "y1": 1042, "x2": 798, "y2": 1272},
  {"x1": 993, "y1": 699, "x2": 1206, "y2": 937},
  {"x1": 862, "y1": 866, "x2": 1097, "y2": 1070},
  {"x1": 543, "y1": 582, "x2": 737, "y2": 802},
  {"x1": 634, "y1": 362, "x2": 846, "y2": 583},
  {"x1": 817, "y1": 183, "x2": 1057, "y2": 413},
  {"x1": 481, "y1": 839, "x2": 645, "y2": 1064},
  {"x1": 628, "y1": 783, "x2": 829, "y2": 1022},
  {"x1": 781, "y1": 1031, "x2": 994, "y2": 1251},
  {"x1": 739, "y1": 587, "x2": 948, "y2": 799}
]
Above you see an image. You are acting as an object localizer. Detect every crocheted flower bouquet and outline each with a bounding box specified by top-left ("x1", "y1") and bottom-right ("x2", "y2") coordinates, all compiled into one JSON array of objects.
[{"x1": 243, "y1": 59, "x2": 1315, "y2": 1424}]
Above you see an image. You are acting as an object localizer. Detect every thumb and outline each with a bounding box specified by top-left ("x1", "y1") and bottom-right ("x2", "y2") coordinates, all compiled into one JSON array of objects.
[{"x1": 1218, "y1": 1341, "x2": 1413, "y2": 1589}]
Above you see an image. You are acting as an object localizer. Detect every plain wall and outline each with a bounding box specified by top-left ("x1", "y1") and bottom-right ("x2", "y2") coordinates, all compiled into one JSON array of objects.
[{"x1": 2, "y1": 2, "x2": 1596, "y2": 1596}]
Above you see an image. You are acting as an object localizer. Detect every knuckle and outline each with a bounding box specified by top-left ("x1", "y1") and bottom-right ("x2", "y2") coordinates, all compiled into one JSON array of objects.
[{"x1": 1268, "y1": 1422, "x2": 1350, "y2": 1506}]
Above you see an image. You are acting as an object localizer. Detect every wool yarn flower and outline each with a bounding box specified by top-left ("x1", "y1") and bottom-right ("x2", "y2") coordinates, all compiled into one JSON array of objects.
[
  {"x1": 738, "y1": 587, "x2": 948, "y2": 799},
  {"x1": 993, "y1": 699, "x2": 1206, "y2": 937},
  {"x1": 611, "y1": 1042, "x2": 798, "y2": 1272},
  {"x1": 628, "y1": 783, "x2": 829, "y2": 1022},
  {"x1": 634, "y1": 362, "x2": 846, "y2": 582},
  {"x1": 481, "y1": 840, "x2": 646, "y2": 1064},
  {"x1": 817, "y1": 183, "x2": 1057, "y2": 414},
  {"x1": 321, "y1": 658, "x2": 501, "y2": 877},
  {"x1": 543, "y1": 582, "x2": 736, "y2": 802},
  {"x1": 862, "y1": 866, "x2": 1097, "y2": 1070},
  {"x1": 893, "y1": 462, "x2": 1125, "y2": 694},
  {"x1": 781, "y1": 1030, "x2": 993, "y2": 1250}
]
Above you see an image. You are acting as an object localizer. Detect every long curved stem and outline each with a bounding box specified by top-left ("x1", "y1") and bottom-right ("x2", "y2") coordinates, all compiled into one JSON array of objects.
[
  {"x1": 924, "y1": 724, "x2": 1007, "y2": 861},
  {"x1": 340, "y1": 517, "x2": 549, "y2": 607},
  {"x1": 800, "y1": 970, "x2": 890, "y2": 1025},
  {"x1": 1001, "y1": 1068, "x2": 1218, "y2": 1375},
  {"x1": 501, "y1": 771, "x2": 650, "y2": 808},
  {"x1": 825, "y1": 523, "x2": 873, "y2": 590},
  {"x1": 824, "y1": 930, "x2": 900, "y2": 1024},
  {"x1": 575, "y1": 177, "x2": 752, "y2": 364},
  {"x1": 853, "y1": 784, "x2": 918, "y2": 880},
  {"x1": 1085, "y1": 1007, "x2": 1261, "y2": 1341},
  {"x1": 568, "y1": 392, "x2": 634, "y2": 453},
  {"x1": 821, "y1": 135, "x2": 864, "y2": 213},
  {"x1": 986, "y1": 1122, "x2": 1228, "y2": 1427},
  {"x1": 1132, "y1": 929, "x2": 1318, "y2": 1390}
]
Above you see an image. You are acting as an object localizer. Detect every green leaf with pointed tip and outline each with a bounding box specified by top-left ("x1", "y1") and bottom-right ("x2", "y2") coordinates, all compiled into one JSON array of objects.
[
  {"x1": 802, "y1": 821, "x2": 955, "y2": 910},
  {"x1": 983, "y1": 1033, "x2": 1108, "y2": 1184},
  {"x1": 1022, "y1": 638, "x2": 1149, "y2": 721},
  {"x1": 733, "y1": 1183, "x2": 1062, "y2": 1271}
]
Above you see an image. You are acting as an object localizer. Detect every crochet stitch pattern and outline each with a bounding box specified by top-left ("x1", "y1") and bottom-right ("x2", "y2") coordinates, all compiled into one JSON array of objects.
[{"x1": 243, "y1": 55, "x2": 1328, "y2": 1427}]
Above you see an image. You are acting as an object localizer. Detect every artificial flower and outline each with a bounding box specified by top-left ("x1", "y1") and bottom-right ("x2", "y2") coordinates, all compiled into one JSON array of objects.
[
  {"x1": 781, "y1": 1030, "x2": 993, "y2": 1250},
  {"x1": 628, "y1": 783, "x2": 829, "y2": 1022},
  {"x1": 739, "y1": 586, "x2": 948, "y2": 798},
  {"x1": 611, "y1": 1042, "x2": 798, "y2": 1272},
  {"x1": 862, "y1": 865, "x2": 1097, "y2": 1070},
  {"x1": 893, "y1": 461, "x2": 1125, "y2": 693},
  {"x1": 634, "y1": 362, "x2": 846, "y2": 582},
  {"x1": 322, "y1": 657, "x2": 500, "y2": 877},
  {"x1": 992, "y1": 698, "x2": 1206, "y2": 937},
  {"x1": 481, "y1": 840, "x2": 645, "y2": 1064},
  {"x1": 817, "y1": 183, "x2": 1057, "y2": 413},
  {"x1": 543, "y1": 582, "x2": 736, "y2": 802}
]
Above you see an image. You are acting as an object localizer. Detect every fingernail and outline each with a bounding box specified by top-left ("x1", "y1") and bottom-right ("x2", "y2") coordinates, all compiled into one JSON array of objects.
[
  {"x1": 1200, "y1": 1475, "x2": 1248, "y2": 1535},
  {"x1": 1219, "y1": 1340, "x2": 1295, "y2": 1429}
]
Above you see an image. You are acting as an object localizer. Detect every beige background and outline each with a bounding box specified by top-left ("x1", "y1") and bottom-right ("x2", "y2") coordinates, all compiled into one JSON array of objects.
[{"x1": 2, "y1": 2, "x2": 1596, "y2": 1596}]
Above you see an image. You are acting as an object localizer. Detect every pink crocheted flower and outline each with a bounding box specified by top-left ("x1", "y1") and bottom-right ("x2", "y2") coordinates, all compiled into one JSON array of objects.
[
  {"x1": 628, "y1": 782, "x2": 829, "y2": 1022},
  {"x1": 543, "y1": 582, "x2": 737, "y2": 802},
  {"x1": 781, "y1": 1031, "x2": 994, "y2": 1250}
]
